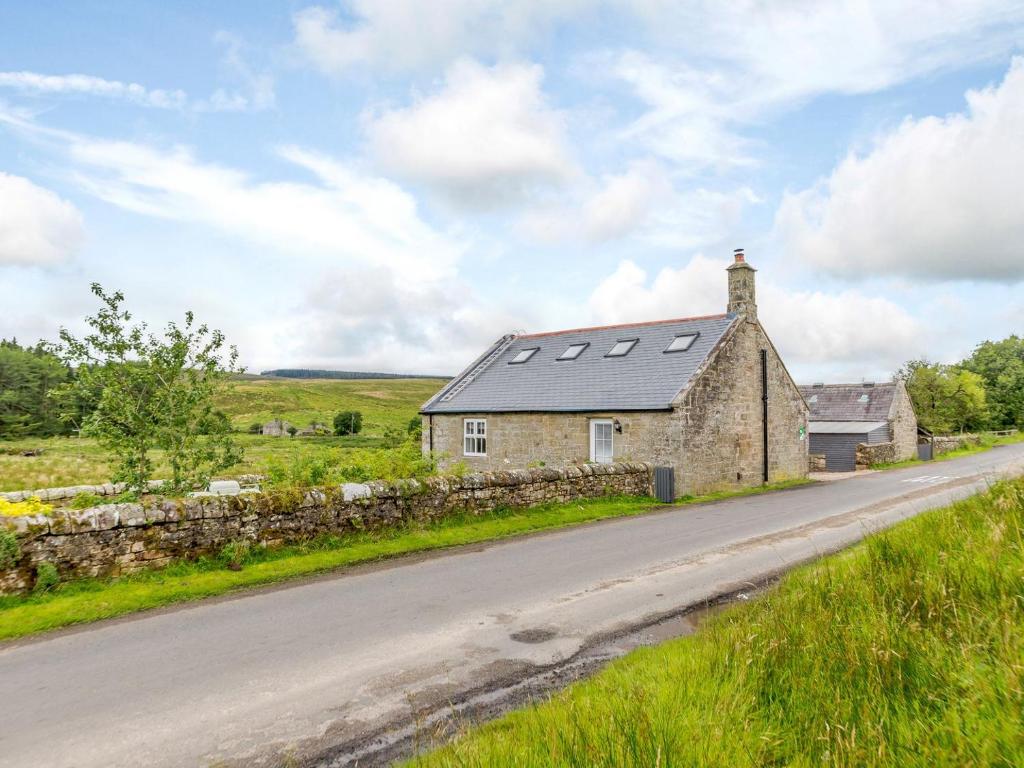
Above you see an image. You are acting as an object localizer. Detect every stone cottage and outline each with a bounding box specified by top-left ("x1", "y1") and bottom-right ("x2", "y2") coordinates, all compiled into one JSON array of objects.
[
  {"x1": 420, "y1": 251, "x2": 810, "y2": 496},
  {"x1": 261, "y1": 419, "x2": 294, "y2": 437},
  {"x1": 798, "y1": 381, "x2": 918, "y2": 471}
]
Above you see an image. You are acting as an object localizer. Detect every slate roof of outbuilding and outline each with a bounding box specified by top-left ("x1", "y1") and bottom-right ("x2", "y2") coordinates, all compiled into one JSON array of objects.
[
  {"x1": 421, "y1": 314, "x2": 738, "y2": 414},
  {"x1": 798, "y1": 382, "x2": 897, "y2": 422}
]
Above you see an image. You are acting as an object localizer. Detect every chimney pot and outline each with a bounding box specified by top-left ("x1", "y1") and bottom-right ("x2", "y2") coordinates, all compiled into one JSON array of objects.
[{"x1": 733, "y1": 247, "x2": 745, "y2": 263}]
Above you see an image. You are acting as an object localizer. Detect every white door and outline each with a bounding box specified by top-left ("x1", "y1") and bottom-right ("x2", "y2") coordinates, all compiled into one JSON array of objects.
[{"x1": 590, "y1": 419, "x2": 614, "y2": 464}]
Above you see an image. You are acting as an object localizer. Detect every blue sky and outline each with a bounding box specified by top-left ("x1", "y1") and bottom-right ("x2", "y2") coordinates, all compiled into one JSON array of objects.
[{"x1": 1, "y1": 1, "x2": 1022, "y2": 381}]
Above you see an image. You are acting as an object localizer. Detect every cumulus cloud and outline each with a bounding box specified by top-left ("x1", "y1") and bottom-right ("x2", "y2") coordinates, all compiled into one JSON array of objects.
[
  {"x1": 521, "y1": 160, "x2": 758, "y2": 246},
  {"x1": 587, "y1": 255, "x2": 921, "y2": 378},
  {"x1": 365, "y1": 59, "x2": 574, "y2": 206},
  {"x1": 0, "y1": 172, "x2": 83, "y2": 265},
  {"x1": 292, "y1": 0, "x2": 585, "y2": 75},
  {"x1": 777, "y1": 57, "x2": 1024, "y2": 282}
]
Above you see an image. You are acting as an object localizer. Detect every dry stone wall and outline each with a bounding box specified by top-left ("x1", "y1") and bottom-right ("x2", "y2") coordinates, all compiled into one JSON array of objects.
[
  {"x1": 856, "y1": 441, "x2": 897, "y2": 468},
  {"x1": 0, "y1": 462, "x2": 652, "y2": 595},
  {"x1": 933, "y1": 434, "x2": 981, "y2": 456}
]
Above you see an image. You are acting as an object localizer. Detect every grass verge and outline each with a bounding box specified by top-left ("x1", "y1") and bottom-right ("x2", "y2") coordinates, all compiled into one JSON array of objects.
[
  {"x1": 873, "y1": 430, "x2": 1024, "y2": 470},
  {"x1": 408, "y1": 477, "x2": 1024, "y2": 768},
  {"x1": 0, "y1": 479, "x2": 810, "y2": 642}
]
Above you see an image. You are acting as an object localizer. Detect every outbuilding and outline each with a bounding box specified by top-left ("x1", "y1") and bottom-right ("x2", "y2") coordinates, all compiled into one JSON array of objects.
[{"x1": 798, "y1": 381, "x2": 918, "y2": 471}]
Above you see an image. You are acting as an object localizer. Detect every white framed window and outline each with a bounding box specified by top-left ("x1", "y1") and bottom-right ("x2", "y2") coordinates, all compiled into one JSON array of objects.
[
  {"x1": 464, "y1": 418, "x2": 487, "y2": 456},
  {"x1": 589, "y1": 419, "x2": 614, "y2": 464}
]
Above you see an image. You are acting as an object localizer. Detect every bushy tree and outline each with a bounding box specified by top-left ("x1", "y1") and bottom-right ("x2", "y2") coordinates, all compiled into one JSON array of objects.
[
  {"x1": 333, "y1": 410, "x2": 363, "y2": 436},
  {"x1": 963, "y1": 335, "x2": 1024, "y2": 429},
  {"x1": 0, "y1": 339, "x2": 76, "y2": 438},
  {"x1": 248, "y1": 422, "x2": 263, "y2": 434},
  {"x1": 898, "y1": 359, "x2": 988, "y2": 433},
  {"x1": 54, "y1": 284, "x2": 243, "y2": 493}
]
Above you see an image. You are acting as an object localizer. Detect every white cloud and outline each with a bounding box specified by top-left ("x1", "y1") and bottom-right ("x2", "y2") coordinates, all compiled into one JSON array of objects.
[
  {"x1": 606, "y1": 2, "x2": 1024, "y2": 172},
  {"x1": 0, "y1": 37, "x2": 273, "y2": 114},
  {"x1": 587, "y1": 255, "x2": 921, "y2": 378},
  {"x1": 777, "y1": 57, "x2": 1024, "y2": 282},
  {"x1": 521, "y1": 160, "x2": 758, "y2": 246},
  {"x1": 365, "y1": 59, "x2": 575, "y2": 206},
  {"x1": 292, "y1": 0, "x2": 585, "y2": 75},
  {"x1": 0, "y1": 71, "x2": 187, "y2": 109},
  {"x1": 0, "y1": 172, "x2": 83, "y2": 265}
]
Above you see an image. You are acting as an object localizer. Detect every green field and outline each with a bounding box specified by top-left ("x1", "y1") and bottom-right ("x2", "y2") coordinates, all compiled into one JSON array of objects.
[
  {"x1": 410, "y1": 477, "x2": 1024, "y2": 767},
  {"x1": 0, "y1": 377, "x2": 445, "y2": 491},
  {"x1": 215, "y1": 376, "x2": 446, "y2": 433}
]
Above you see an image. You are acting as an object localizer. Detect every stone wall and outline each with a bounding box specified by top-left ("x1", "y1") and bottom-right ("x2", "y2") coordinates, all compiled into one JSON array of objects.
[
  {"x1": 424, "y1": 319, "x2": 809, "y2": 497},
  {"x1": 809, "y1": 453, "x2": 826, "y2": 472},
  {"x1": 0, "y1": 463, "x2": 652, "y2": 595},
  {"x1": 856, "y1": 441, "x2": 897, "y2": 468},
  {"x1": 888, "y1": 380, "x2": 919, "y2": 461},
  {"x1": 933, "y1": 434, "x2": 981, "y2": 456}
]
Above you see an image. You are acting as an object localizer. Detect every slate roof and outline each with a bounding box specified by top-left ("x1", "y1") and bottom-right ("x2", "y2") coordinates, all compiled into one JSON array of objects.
[
  {"x1": 798, "y1": 382, "x2": 897, "y2": 422},
  {"x1": 422, "y1": 314, "x2": 738, "y2": 414},
  {"x1": 809, "y1": 420, "x2": 889, "y2": 434}
]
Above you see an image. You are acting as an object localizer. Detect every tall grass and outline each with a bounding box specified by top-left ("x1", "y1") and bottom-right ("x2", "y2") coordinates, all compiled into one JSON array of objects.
[{"x1": 411, "y1": 478, "x2": 1024, "y2": 767}]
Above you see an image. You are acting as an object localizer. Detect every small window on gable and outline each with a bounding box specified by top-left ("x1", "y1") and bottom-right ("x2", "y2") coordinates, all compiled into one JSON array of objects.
[
  {"x1": 664, "y1": 333, "x2": 699, "y2": 353},
  {"x1": 605, "y1": 339, "x2": 638, "y2": 357},
  {"x1": 464, "y1": 419, "x2": 486, "y2": 456},
  {"x1": 557, "y1": 342, "x2": 589, "y2": 360},
  {"x1": 508, "y1": 347, "x2": 538, "y2": 364}
]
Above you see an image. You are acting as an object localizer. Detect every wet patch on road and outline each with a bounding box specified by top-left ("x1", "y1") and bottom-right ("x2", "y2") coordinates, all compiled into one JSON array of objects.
[{"x1": 509, "y1": 628, "x2": 557, "y2": 644}]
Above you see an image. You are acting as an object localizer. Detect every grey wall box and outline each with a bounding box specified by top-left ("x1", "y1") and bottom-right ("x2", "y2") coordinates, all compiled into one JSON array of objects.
[{"x1": 654, "y1": 466, "x2": 675, "y2": 503}]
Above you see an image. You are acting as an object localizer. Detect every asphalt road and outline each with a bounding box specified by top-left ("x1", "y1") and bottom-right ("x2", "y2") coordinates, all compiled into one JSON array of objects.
[{"x1": 2, "y1": 444, "x2": 1023, "y2": 768}]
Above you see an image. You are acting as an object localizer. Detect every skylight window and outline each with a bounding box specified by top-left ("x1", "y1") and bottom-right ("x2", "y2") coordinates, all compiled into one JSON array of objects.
[
  {"x1": 508, "y1": 348, "x2": 538, "y2": 364},
  {"x1": 858, "y1": 394, "x2": 870, "y2": 403},
  {"x1": 809, "y1": 395, "x2": 818, "y2": 404},
  {"x1": 664, "y1": 333, "x2": 699, "y2": 353},
  {"x1": 605, "y1": 339, "x2": 638, "y2": 357},
  {"x1": 557, "y1": 342, "x2": 589, "y2": 360}
]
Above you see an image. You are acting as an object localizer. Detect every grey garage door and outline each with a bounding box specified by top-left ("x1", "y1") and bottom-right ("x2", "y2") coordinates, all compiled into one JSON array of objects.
[{"x1": 809, "y1": 433, "x2": 864, "y2": 471}]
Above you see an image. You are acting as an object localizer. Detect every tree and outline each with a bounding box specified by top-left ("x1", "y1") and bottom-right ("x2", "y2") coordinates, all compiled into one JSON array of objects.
[
  {"x1": 333, "y1": 410, "x2": 363, "y2": 436},
  {"x1": 897, "y1": 359, "x2": 988, "y2": 433},
  {"x1": 248, "y1": 422, "x2": 263, "y2": 434},
  {"x1": 54, "y1": 284, "x2": 243, "y2": 494},
  {"x1": 0, "y1": 339, "x2": 76, "y2": 438},
  {"x1": 286, "y1": 425, "x2": 298, "y2": 437},
  {"x1": 962, "y1": 335, "x2": 1024, "y2": 430}
]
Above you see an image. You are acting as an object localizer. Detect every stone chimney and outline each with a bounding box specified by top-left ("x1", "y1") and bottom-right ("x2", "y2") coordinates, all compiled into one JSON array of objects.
[{"x1": 727, "y1": 248, "x2": 757, "y2": 322}]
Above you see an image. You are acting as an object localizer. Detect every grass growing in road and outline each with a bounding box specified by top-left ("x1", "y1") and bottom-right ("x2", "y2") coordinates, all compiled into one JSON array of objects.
[
  {"x1": 0, "y1": 480, "x2": 810, "y2": 641},
  {"x1": 409, "y1": 477, "x2": 1024, "y2": 768}
]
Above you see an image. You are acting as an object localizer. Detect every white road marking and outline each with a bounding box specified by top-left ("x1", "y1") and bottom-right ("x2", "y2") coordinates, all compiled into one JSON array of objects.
[{"x1": 902, "y1": 475, "x2": 959, "y2": 485}]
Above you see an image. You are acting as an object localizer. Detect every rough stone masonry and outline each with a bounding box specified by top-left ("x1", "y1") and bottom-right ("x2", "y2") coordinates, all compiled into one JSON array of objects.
[{"x1": 0, "y1": 462, "x2": 652, "y2": 595}]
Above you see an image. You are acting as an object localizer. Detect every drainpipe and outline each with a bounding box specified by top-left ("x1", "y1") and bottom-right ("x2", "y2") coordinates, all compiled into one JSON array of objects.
[
  {"x1": 761, "y1": 349, "x2": 769, "y2": 483},
  {"x1": 428, "y1": 414, "x2": 434, "y2": 453}
]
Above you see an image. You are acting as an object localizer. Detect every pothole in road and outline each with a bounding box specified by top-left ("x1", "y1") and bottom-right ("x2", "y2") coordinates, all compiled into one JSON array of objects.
[{"x1": 509, "y1": 628, "x2": 557, "y2": 644}]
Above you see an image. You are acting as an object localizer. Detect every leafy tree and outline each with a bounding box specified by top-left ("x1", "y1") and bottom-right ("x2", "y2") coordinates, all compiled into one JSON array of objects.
[
  {"x1": 0, "y1": 339, "x2": 76, "y2": 438},
  {"x1": 897, "y1": 359, "x2": 988, "y2": 433},
  {"x1": 248, "y1": 422, "x2": 263, "y2": 434},
  {"x1": 962, "y1": 335, "x2": 1024, "y2": 429},
  {"x1": 54, "y1": 284, "x2": 243, "y2": 494},
  {"x1": 286, "y1": 425, "x2": 298, "y2": 437},
  {"x1": 333, "y1": 410, "x2": 363, "y2": 436}
]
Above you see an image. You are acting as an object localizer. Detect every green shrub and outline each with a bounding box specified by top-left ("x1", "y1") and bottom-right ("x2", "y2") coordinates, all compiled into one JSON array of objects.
[
  {"x1": 263, "y1": 436, "x2": 436, "y2": 489},
  {"x1": 248, "y1": 422, "x2": 263, "y2": 434},
  {"x1": 333, "y1": 410, "x2": 363, "y2": 436},
  {"x1": 220, "y1": 539, "x2": 252, "y2": 570},
  {"x1": 33, "y1": 562, "x2": 59, "y2": 592},
  {"x1": 0, "y1": 529, "x2": 19, "y2": 569},
  {"x1": 68, "y1": 491, "x2": 105, "y2": 510}
]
